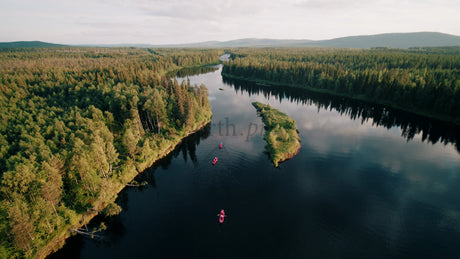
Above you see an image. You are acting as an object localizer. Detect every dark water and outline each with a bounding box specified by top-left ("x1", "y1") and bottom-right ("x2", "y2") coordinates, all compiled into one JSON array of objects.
[{"x1": 50, "y1": 57, "x2": 460, "y2": 258}]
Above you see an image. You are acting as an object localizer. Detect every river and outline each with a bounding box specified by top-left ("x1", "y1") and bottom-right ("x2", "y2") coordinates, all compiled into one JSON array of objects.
[{"x1": 50, "y1": 55, "x2": 460, "y2": 258}]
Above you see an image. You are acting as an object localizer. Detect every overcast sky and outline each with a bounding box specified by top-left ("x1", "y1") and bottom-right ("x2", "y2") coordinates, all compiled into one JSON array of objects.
[{"x1": 1, "y1": 0, "x2": 459, "y2": 44}]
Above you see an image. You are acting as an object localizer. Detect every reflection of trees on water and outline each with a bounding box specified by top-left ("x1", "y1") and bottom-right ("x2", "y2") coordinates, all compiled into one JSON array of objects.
[
  {"x1": 136, "y1": 123, "x2": 212, "y2": 186},
  {"x1": 168, "y1": 66, "x2": 219, "y2": 78},
  {"x1": 177, "y1": 124, "x2": 211, "y2": 166},
  {"x1": 223, "y1": 76, "x2": 460, "y2": 153}
]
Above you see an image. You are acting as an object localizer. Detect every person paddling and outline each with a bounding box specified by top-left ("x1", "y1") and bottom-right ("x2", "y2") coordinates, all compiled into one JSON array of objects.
[{"x1": 218, "y1": 209, "x2": 226, "y2": 223}]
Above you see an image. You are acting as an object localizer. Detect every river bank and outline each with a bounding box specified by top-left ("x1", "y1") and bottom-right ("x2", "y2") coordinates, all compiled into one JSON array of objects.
[{"x1": 37, "y1": 115, "x2": 212, "y2": 259}]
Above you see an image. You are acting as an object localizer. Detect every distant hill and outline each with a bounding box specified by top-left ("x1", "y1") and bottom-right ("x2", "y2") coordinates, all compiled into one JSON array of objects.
[
  {"x1": 159, "y1": 38, "x2": 314, "y2": 48},
  {"x1": 82, "y1": 39, "x2": 314, "y2": 48},
  {"x1": 307, "y1": 32, "x2": 460, "y2": 49},
  {"x1": 3, "y1": 32, "x2": 460, "y2": 49},
  {"x1": 154, "y1": 32, "x2": 460, "y2": 49},
  {"x1": 0, "y1": 41, "x2": 67, "y2": 48}
]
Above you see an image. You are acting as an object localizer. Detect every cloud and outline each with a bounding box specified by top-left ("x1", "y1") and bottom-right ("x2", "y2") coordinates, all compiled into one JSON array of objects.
[
  {"x1": 78, "y1": 21, "x2": 134, "y2": 29},
  {"x1": 1, "y1": 0, "x2": 460, "y2": 44},
  {"x1": 92, "y1": 0, "x2": 266, "y2": 22},
  {"x1": 294, "y1": 0, "x2": 373, "y2": 9},
  {"x1": 295, "y1": 0, "x2": 460, "y2": 11}
]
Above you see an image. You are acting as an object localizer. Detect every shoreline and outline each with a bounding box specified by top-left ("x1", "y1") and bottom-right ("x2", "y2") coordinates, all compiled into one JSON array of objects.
[
  {"x1": 275, "y1": 142, "x2": 301, "y2": 166},
  {"x1": 36, "y1": 117, "x2": 212, "y2": 259},
  {"x1": 252, "y1": 102, "x2": 301, "y2": 167}
]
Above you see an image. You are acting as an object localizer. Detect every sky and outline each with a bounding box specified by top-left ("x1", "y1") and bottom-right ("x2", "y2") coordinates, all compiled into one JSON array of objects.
[{"x1": 1, "y1": 0, "x2": 459, "y2": 45}]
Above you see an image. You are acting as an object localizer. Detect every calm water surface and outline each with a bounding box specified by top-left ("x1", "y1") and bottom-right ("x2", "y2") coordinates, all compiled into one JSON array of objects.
[{"x1": 51, "y1": 57, "x2": 460, "y2": 258}]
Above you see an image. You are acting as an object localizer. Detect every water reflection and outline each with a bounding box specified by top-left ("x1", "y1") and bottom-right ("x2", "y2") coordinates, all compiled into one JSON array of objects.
[
  {"x1": 137, "y1": 123, "x2": 211, "y2": 184},
  {"x1": 223, "y1": 76, "x2": 460, "y2": 153},
  {"x1": 167, "y1": 66, "x2": 219, "y2": 78}
]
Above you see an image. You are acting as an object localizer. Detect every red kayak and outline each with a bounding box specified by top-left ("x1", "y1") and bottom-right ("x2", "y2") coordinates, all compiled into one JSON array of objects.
[
  {"x1": 218, "y1": 209, "x2": 225, "y2": 223},
  {"x1": 212, "y1": 157, "x2": 218, "y2": 165},
  {"x1": 219, "y1": 142, "x2": 223, "y2": 149}
]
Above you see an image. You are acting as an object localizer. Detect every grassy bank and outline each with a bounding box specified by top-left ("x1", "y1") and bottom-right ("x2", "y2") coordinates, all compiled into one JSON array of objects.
[{"x1": 252, "y1": 102, "x2": 301, "y2": 167}]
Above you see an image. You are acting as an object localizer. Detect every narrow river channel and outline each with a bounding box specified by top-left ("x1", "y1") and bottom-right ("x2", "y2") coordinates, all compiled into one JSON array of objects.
[{"x1": 50, "y1": 56, "x2": 460, "y2": 258}]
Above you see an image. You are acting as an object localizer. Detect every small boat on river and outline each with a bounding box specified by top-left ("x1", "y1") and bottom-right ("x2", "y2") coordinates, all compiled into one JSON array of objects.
[
  {"x1": 218, "y1": 209, "x2": 225, "y2": 223},
  {"x1": 219, "y1": 142, "x2": 223, "y2": 149},
  {"x1": 212, "y1": 157, "x2": 218, "y2": 165}
]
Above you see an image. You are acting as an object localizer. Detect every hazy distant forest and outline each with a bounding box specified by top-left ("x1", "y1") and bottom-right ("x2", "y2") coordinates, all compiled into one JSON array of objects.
[
  {"x1": 222, "y1": 47, "x2": 460, "y2": 123},
  {"x1": 0, "y1": 47, "x2": 221, "y2": 258}
]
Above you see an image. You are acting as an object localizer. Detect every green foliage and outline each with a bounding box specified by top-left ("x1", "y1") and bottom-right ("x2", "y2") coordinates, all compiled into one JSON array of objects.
[
  {"x1": 224, "y1": 47, "x2": 460, "y2": 123},
  {"x1": 252, "y1": 102, "x2": 301, "y2": 167},
  {"x1": 0, "y1": 47, "x2": 219, "y2": 258},
  {"x1": 103, "y1": 203, "x2": 122, "y2": 217}
]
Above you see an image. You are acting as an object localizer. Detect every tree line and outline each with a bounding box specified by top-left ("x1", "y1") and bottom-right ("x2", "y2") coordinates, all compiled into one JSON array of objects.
[
  {"x1": 222, "y1": 47, "x2": 460, "y2": 123},
  {"x1": 0, "y1": 47, "x2": 222, "y2": 258}
]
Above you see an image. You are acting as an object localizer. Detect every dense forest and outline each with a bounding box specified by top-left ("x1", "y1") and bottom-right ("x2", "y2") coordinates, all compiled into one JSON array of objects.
[
  {"x1": 0, "y1": 47, "x2": 222, "y2": 258},
  {"x1": 222, "y1": 47, "x2": 460, "y2": 124}
]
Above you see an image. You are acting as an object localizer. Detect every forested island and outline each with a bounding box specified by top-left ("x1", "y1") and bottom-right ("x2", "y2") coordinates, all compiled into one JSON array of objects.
[
  {"x1": 223, "y1": 47, "x2": 460, "y2": 124},
  {"x1": 0, "y1": 47, "x2": 222, "y2": 258},
  {"x1": 252, "y1": 102, "x2": 301, "y2": 167}
]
